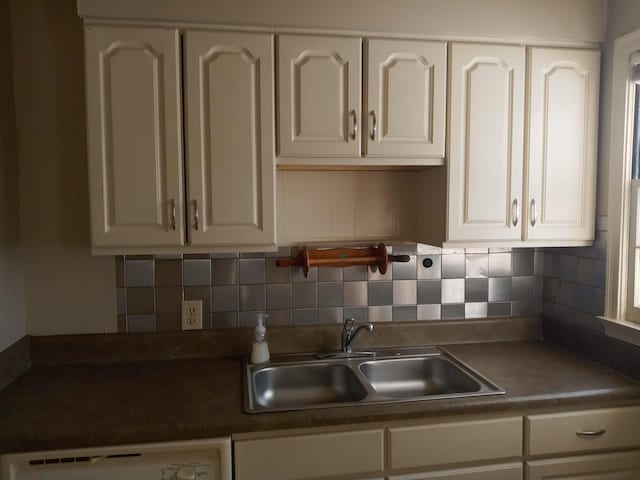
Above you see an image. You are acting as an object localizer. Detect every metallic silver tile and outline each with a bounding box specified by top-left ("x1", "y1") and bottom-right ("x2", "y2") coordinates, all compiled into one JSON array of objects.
[
  {"x1": 318, "y1": 266, "x2": 343, "y2": 282},
  {"x1": 212, "y1": 311, "x2": 238, "y2": 328},
  {"x1": 211, "y1": 253, "x2": 239, "y2": 259},
  {"x1": 211, "y1": 285, "x2": 239, "y2": 312},
  {"x1": 292, "y1": 308, "x2": 318, "y2": 325},
  {"x1": 183, "y1": 259, "x2": 211, "y2": 286},
  {"x1": 465, "y1": 254, "x2": 488, "y2": 278},
  {"x1": 266, "y1": 309, "x2": 292, "y2": 326},
  {"x1": 368, "y1": 305, "x2": 392, "y2": 322},
  {"x1": 343, "y1": 265, "x2": 368, "y2": 281},
  {"x1": 489, "y1": 247, "x2": 512, "y2": 253},
  {"x1": 544, "y1": 252, "x2": 561, "y2": 277},
  {"x1": 266, "y1": 284, "x2": 292, "y2": 310},
  {"x1": 534, "y1": 251, "x2": 544, "y2": 275},
  {"x1": 418, "y1": 255, "x2": 441, "y2": 279},
  {"x1": 318, "y1": 307, "x2": 343, "y2": 324},
  {"x1": 512, "y1": 276, "x2": 535, "y2": 301},
  {"x1": 560, "y1": 255, "x2": 579, "y2": 281},
  {"x1": 489, "y1": 253, "x2": 511, "y2": 277},
  {"x1": 265, "y1": 258, "x2": 291, "y2": 284},
  {"x1": 212, "y1": 259, "x2": 238, "y2": 285},
  {"x1": 465, "y1": 278, "x2": 488, "y2": 302},
  {"x1": 393, "y1": 305, "x2": 417, "y2": 321},
  {"x1": 393, "y1": 256, "x2": 417, "y2": 280},
  {"x1": 318, "y1": 282, "x2": 343, "y2": 307},
  {"x1": 239, "y1": 311, "x2": 261, "y2": 328},
  {"x1": 465, "y1": 302, "x2": 487, "y2": 319},
  {"x1": 392, "y1": 243, "x2": 418, "y2": 255},
  {"x1": 292, "y1": 266, "x2": 317, "y2": 282},
  {"x1": 442, "y1": 247, "x2": 465, "y2": 255},
  {"x1": 127, "y1": 314, "x2": 156, "y2": 332},
  {"x1": 417, "y1": 244, "x2": 442, "y2": 254},
  {"x1": 265, "y1": 246, "x2": 292, "y2": 258},
  {"x1": 240, "y1": 252, "x2": 265, "y2": 258},
  {"x1": 344, "y1": 281, "x2": 368, "y2": 307},
  {"x1": 154, "y1": 287, "x2": 182, "y2": 314},
  {"x1": 368, "y1": 265, "x2": 392, "y2": 281},
  {"x1": 368, "y1": 281, "x2": 393, "y2": 306},
  {"x1": 511, "y1": 300, "x2": 535, "y2": 316},
  {"x1": 417, "y1": 280, "x2": 441, "y2": 304},
  {"x1": 441, "y1": 254, "x2": 465, "y2": 278},
  {"x1": 441, "y1": 304, "x2": 465, "y2": 320},
  {"x1": 417, "y1": 304, "x2": 441, "y2": 321},
  {"x1": 343, "y1": 307, "x2": 368, "y2": 322},
  {"x1": 488, "y1": 277, "x2": 512, "y2": 302},
  {"x1": 488, "y1": 302, "x2": 511, "y2": 317},
  {"x1": 116, "y1": 288, "x2": 126, "y2": 314},
  {"x1": 441, "y1": 278, "x2": 464, "y2": 304},
  {"x1": 238, "y1": 258, "x2": 266, "y2": 284},
  {"x1": 184, "y1": 286, "x2": 211, "y2": 312},
  {"x1": 393, "y1": 280, "x2": 417, "y2": 305},
  {"x1": 465, "y1": 248, "x2": 489, "y2": 254},
  {"x1": 125, "y1": 260, "x2": 154, "y2": 287},
  {"x1": 577, "y1": 258, "x2": 606, "y2": 289},
  {"x1": 240, "y1": 285, "x2": 266, "y2": 311},
  {"x1": 512, "y1": 250, "x2": 534, "y2": 276},
  {"x1": 293, "y1": 283, "x2": 317, "y2": 308}
]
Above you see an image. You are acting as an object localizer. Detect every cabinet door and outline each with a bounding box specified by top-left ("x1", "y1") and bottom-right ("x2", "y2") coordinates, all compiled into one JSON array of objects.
[
  {"x1": 525, "y1": 48, "x2": 600, "y2": 242},
  {"x1": 278, "y1": 34, "x2": 361, "y2": 157},
  {"x1": 390, "y1": 462, "x2": 523, "y2": 480},
  {"x1": 366, "y1": 39, "x2": 446, "y2": 158},
  {"x1": 526, "y1": 451, "x2": 640, "y2": 479},
  {"x1": 448, "y1": 43, "x2": 525, "y2": 242},
  {"x1": 185, "y1": 31, "x2": 275, "y2": 247},
  {"x1": 85, "y1": 26, "x2": 184, "y2": 248}
]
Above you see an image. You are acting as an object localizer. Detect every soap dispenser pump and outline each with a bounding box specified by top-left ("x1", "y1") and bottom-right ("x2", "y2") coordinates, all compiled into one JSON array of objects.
[{"x1": 251, "y1": 313, "x2": 270, "y2": 364}]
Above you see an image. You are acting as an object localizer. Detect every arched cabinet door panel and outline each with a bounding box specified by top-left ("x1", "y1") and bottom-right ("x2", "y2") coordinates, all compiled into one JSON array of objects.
[{"x1": 85, "y1": 26, "x2": 184, "y2": 248}]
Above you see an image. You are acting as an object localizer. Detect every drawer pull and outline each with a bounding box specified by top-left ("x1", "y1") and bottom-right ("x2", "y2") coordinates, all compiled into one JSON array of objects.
[{"x1": 576, "y1": 429, "x2": 606, "y2": 438}]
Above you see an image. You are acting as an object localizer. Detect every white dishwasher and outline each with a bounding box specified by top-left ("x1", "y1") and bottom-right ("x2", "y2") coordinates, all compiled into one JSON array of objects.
[{"x1": 0, "y1": 437, "x2": 232, "y2": 480}]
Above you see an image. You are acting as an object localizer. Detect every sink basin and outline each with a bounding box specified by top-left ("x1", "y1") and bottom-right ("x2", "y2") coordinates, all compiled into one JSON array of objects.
[
  {"x1": 254, "y1": 363, "x2": 367, "y2": 408},
  {"x1": 244, "y1": 347, "x2": 504, "y2": 413},
  {"x1": 359, "y1": 357, "x2": 481, "y2": 398}
]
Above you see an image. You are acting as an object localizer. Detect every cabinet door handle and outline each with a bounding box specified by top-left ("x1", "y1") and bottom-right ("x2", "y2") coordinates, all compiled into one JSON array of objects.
[
  {"x1": 576, "y1": 429, "x2": 606, "y2": 438},
  {"x1": 530, "y1": 199, "x2": 538, "y2": 226},
  {"x1": 512, "y1": 199, "x2": 519, "y2": 226},
  {"x1": 170, "y1": 198, "x2": 176, "y2": 231},
  {"x1": 194, "y1": 200, "x2": 199, "y2": 231},
  {"x1": 369, "y1": 110, "x2": 377, "y2": 141},
  {"x1": 350, "y1": 110, "x2": 357, "y2": 141}
]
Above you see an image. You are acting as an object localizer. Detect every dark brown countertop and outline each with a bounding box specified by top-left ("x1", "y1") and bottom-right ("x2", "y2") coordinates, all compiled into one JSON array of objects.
[{"x1": 1, "y1": 340, "x2": 640, "y2": 454}]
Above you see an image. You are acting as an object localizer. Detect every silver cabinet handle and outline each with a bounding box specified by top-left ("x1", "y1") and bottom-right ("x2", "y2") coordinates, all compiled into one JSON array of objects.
[
  {"x1": 369, "y1": 110, "x2": 377, "y2": 141},
  {"x1": 350, "y1": 110, "x2": 357, "y2": 141},
  {"x1": 576, "y1": 429, "x2": 606, "y2": 438},
  {"x1": 512, "y1": 199, "x2": 519, "y2": 227},
  {"x1": 530, "y1": 198, "x2": 538, "y2": 226},
  {"x1": 170, "y1": 198, "x2": 176, "y2": 230},
  {"x1": 194, "y1": 200, "x2": 199, "y2": 231}
]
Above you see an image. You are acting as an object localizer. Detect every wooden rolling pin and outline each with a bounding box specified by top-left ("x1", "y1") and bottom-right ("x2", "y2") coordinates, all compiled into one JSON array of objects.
[{"x1": 276, "y1": 243, "x2": 410, "y2": 277}]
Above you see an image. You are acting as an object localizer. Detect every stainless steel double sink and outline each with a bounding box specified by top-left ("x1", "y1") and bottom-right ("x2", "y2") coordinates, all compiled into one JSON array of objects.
[{"x1": 244, "y1": 347, "x2": 504, "y2": 413}]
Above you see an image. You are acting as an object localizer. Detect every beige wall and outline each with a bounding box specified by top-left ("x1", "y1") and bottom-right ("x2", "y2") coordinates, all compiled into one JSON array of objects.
[
  {"x1": 598, "y1": 0, "x2": 640, "y2": 216},
  {"x1": 10, "y1": 0, "x2": 116, "y2": 336},
  {"x1": 78, "y1": 0, "x2": 606, "y2": 44},
  {"x1": 0, "y1": 0, "x2": 26, "y2": 351}
]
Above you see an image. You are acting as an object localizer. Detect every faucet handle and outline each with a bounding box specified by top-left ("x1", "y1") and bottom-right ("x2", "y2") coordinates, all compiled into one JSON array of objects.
[{"x1": 343, "y1": 317, "x2": 355, "y2": 332}]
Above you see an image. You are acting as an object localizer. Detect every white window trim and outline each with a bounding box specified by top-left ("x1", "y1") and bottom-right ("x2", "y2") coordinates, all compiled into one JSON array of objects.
[{"x1": 604, "y1": 27, "x2": 640, "y2": 339}]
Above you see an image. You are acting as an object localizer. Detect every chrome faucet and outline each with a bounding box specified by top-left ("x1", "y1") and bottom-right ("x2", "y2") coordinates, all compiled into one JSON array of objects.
[{"x1": 341, "y1": 318, "x2": 374, "y2": 353}]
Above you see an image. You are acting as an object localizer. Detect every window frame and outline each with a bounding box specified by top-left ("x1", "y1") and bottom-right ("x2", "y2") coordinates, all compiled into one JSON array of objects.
[{"x1": 605, "y1": 28, "x2": 640, "y2": 325}]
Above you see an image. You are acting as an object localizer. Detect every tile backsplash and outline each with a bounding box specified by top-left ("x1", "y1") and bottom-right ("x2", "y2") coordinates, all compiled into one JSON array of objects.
[{"x1": 116, "y1": 244, "x2": 543, "y2": 333}]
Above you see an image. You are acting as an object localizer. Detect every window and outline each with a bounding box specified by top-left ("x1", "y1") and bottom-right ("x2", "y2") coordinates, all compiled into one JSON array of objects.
[{"x1": 626, "y1": 60, "x2": 640, "y2": 322}]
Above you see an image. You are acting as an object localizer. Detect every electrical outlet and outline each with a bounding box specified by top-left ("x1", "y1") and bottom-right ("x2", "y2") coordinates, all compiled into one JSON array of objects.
[{"x1": 181, "y1": 300, "x2": 203, "y2": 330}]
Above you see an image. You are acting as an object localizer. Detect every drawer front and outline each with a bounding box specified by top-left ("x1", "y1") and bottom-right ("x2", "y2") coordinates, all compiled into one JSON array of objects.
[
  {"x1": 390, "y1": 462, "x2": 523, "y2": 480},
  {"x1": 526, "y1": 451, "x2": 640, "y2": 479},
  {"x1": 389, "y1": 417, "x2": 522, "y2": 470},
  {"x1": 526, "y1": 406, "x2": 640, "y2": 456},
  {"x1": 234, "y1": 429, "x2": 384, "y2": 480}
]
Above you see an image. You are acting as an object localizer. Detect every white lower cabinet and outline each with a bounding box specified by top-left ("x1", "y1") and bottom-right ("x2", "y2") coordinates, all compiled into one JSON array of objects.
[
  {"x1": 390, "y1": 463, "x2": 523, "y2": 480},
  {"x1": 526, "y1": 451, "x2": 640, "y2": 479}
]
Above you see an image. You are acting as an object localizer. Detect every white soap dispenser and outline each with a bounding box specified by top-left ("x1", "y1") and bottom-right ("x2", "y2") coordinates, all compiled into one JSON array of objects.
[{"x1": 251, "y1": 313, "x2": 270, "y2": 364}]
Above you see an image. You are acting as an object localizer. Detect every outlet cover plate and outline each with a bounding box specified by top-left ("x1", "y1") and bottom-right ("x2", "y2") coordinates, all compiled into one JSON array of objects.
[{"x1": 181, "y1": 300, "x2": 203, "y2": 330}]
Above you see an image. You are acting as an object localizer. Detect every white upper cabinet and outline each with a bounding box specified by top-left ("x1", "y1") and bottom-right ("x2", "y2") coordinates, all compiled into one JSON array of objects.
[
  {"x1": 525, "y1": 47, "x2": 600, "y2": 243},
  {"x1": 366, "y1": 39, "x2": 446, "y2": 158},
  {"x1": 448, "y1": 43, "x2": 526, "y2": 243},
  {"x1": 277, "y1": 35, "x2": 447, "y2": 165},
  {"x1": 85, "y1": 26, "x2": 184, "y2": 248},
  {"x1": 278, "y1": 34, "x2": 362, "y2": 158},
  {"x1": 185, "y1": 31, "x2": 276, "y2": 248}
]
